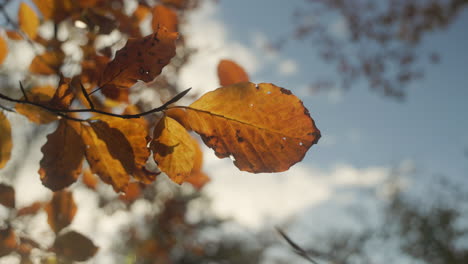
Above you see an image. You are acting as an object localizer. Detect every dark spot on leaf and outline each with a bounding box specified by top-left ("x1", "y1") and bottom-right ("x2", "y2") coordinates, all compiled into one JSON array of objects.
[{"x1": 280, "y1": 88, "x2": 292, "y2": 95}]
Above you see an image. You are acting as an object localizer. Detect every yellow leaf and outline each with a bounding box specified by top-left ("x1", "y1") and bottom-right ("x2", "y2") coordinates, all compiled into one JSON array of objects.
[
  {"x1": 184, "y1": 137, "x2": 210, "y2": 189},
  {"x1": 185, "y1": 82, "x2": 321, "y2": 173},
  {"x1": 19, "y1": 3, "x2": 40, "y2": 40},
  {"x1": 39, "y1": 120, "x2": 85, "y2": 191},
  {"x1": 45, "y1": 190, "x2": 77, "y2": 234},
  {"x1": 0, "y1": 36, "x2": 8, "y2": 65},
  {"x1": 0, "y1": 112, "x2": 12, "y2": 169},
  {"x1": 15, "y1": 85, "x2": 58, "y2": 124},
  {"x1": 29, "y1": 50, "x2": 65, "y2": 75},
  {"x1": 217, "y1": 59, "x2": 249, "y2": 86},
  {"x1": 151, "y1": 116, "x2": 196, "y2": 184}
]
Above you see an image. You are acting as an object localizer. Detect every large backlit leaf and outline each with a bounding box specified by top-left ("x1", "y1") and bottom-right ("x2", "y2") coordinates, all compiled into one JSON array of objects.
[
  {"x1": 185, "y1": 82, "x2": 321, "y2": 173},
  {"x1": 151, "y1": 116, "x2": 196, "y2": 184},
  {"x1": 217, "y1": 59, "x2": 249, "y2": 86},
  {"x1": 98, "y1": 26, "x2": 177, "y2": 91},
  {"x1": 45, "y1": 191, "x2": 77, "y2": 234},
  {"x1": 0, "y1": 112, "x2": 12, "y2": 169},
  {"x1": 183, "y1": 137, "x2": 210, "y2": 189},
  {"x1": 19, "y1": 3, "x2": 39, "y2": 40},
  {"x1": 0, "y1": 36, "x2": 8, "y2": 65},
  {"x1": 39, "y1": 120, "x2": 85, "y2": 191},
  {"x1": 0, "y1": 183, "x2": 15, "y2": 208},
  {"x1": 15, "y1": 86, "x2": 58, "y2": 124},
  {"x1": 53, "y1": 231, "x2": 98, "y2": 261}
]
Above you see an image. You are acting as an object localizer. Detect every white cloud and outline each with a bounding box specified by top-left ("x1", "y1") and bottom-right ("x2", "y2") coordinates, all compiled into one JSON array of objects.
[
  {"x1": 277, "y1": 59, "x2": 298, "y2": 76},
  {"x1": 201, "y1": 145, "x2": 389, "y2": 228}
]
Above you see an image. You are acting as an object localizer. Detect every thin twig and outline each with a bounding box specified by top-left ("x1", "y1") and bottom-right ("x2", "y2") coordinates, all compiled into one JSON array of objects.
[
  {"x1": 0, "y1": 88, "x2": 191, "y2": 122},
  {"x1": 276, "y1": 227, "x2": 320, "y2": 264},
  {"x1": 19, "y1": 82, "x2": 29, "y2": 101},
  {"x1": 80, "y1": 83, "x2": 94, "y2": 109}
]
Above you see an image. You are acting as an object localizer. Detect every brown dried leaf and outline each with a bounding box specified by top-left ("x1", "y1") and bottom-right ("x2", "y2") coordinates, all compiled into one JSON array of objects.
[
  {"x1": 0, "y1": 36, "x2": 8, "y2": 65},
  {"x1": 152, "y1": 5, "x2": 178, "y2": 33},
  {"x1": 29, "y1": 50, "x2": 65, "y2": 75},
  {"x1": 0, "y1": 226, "x2": 16, "y2": 257},
  {"x1": 98, "y1": 27, "x2": 177, "y2": 89},
  {"x1": 33, "y1": 0, "x2": 74, "y2": 23},
  {"x1": 45, "y1": 191, "x2": 77, "y2": 234},
  {"x1": 19, "y1": 3, "x2": 39, "y2": 40},
  {"x1": 6, "y1": 31, "x2": 23, "y2": 40},
  {"x1": 53, "y1": 231, "x2": 98, "y2": 261},
  {"x1": 217, "y1": 59, "x2": 249, "y2": 86},
  {"x1": 39, "y1": 120, "x2": 85, "y2": 191},
  {"x1": 0, "y1": 112, "x2": 12, "y2": 169},
  {"x1": 0, "y1": 183, "x2": 15, "y2": 208},
  {"x1": 185, "y1": 82, "x2": 321, "y2": 173},
  {"x1": 15, "y1": 86, "x2": 58, "y2": 124},
  {"x1": 151, "y1": 116, "x2": 196, "y2": 184}
]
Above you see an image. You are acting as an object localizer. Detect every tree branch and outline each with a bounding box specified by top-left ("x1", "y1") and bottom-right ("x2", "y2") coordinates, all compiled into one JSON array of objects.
[{"x1": 0, "y1": 88, "x2": 191, "y2": 122}]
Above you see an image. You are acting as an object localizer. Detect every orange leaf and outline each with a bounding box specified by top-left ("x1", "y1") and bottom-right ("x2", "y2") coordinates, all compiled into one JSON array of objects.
[
  {"x1": 53, "y1": 231, "x2": 98, "y2": 261},
  {"x1": 81, "y1": 169, "x2": 98, "y2": 190},
  {"x1": 152, "y1": 5, "x2": 178, "y2": 33},
  {"x1": 0, "y1": 112, "x2": 12, "y2": 169},
  {"x1": 0, "y1": 226, "x2": 16, "y2": 257},
  {"x1": 0, "y1": 36, "x2": 8, "y2": 65},
  {"x1": 15, "y1": 86, "x2": 58, "y2": 124},
  {"x1": 49, "y1": 75, "x2": 74, "y2": 109},
  {"x1": 98, "y1": 27, "x2": 177, "y2": 89},
  {"x1": 33, "y1": 0, "x2": 74, "y2": 23},
  {"x1": 165, "y1": 107, "x2": 190, "y2": 130},
  {"x1": 6, "y1": 30, "x2": 23, "y2": 40},
  {"x1": 0, "y1": 183, "x2": 15, "y2": 208},
  {"x1": 184, "y1": 137, "x2": 210, "y2": 189},
  {"x1": 19, "y1": 3, "x2": 39, "y2": 40},
  {"x1": 134, "y1": 4, "x2": 151, "y2": 24},
  {"x1": 119, "y1": 182, "x2": 144, "y2": 203},
  {"x1": 217, "y1": 59, "x2": 249, "y2": 86},
  {"x1": 29, "y1": 50, "x2": 65, "y2": 75},
  {"x1": 45, "y1": 191, "x2": 77, "y2": 234},
  {"x1": 185, "y1": 82, "x2": 321, "y2": 173},
  {"x1": 150, "y1": 116, "x2": 196, "y2": 184},
  {"x1": 39, "y1": 120, "x2": 85, "y2": 191},
  {"x1": 16, "y1": 202, "x2": 43, "y2": 217}
]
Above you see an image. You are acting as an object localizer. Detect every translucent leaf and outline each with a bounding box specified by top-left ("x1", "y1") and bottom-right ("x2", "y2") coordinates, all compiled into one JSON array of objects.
[
  {"x1": 0, "y1": 112, "x2": 12, "y2": 169},
  {"x1": 183, "y1": 137, "x2": 210, "y2": 189},
  {"x1": 152, "y1": 5, "x2": 178, "y2": 33},
  {"x1": 0, "y1": 36, "x2": 8, "y2": 65},
  {"x1": 0, "y1": 183, "x2": 15, "y2": 208},
  {"x1": 151, "y1": 116, "x2": 196, "y2": 184},
  {"x1": 217, "y1": 59, "x2": 249, "y2": 86},
  {"x1": 39, "y1": 120, "x2": 85, "y2": 191},
  {"x1": 33, "y1": 0, "x2": 74, "y2": 23},
  {"x1": 15, "y1": 86, "x2": 58, "y2": 124},
  {"x1": 185, "y1": 82, "x2": 321, "y2": 173},
  {"x1": 29, "y1": 50, "x2": 65, "y2": 75},
  {"x1": 48, "y1": 75, "x2": 74, "y2": 109},
  {"x1": 45, "y1": 191, "x2": 77, "y2": 234},
  {"x1": 98, "y1": 26, "x2": 177, "y2": 90},
  {"x1": 53, "y1": 231, "x2": 98, "y2": 261},
  {"x1": 19, "y1": 3, "x2": 39, "y2": 40}
]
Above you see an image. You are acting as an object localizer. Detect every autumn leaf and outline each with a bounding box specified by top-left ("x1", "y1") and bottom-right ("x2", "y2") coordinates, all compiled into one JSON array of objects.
[
  {"x1": 165, "y1": 107, "x2": 190, "y2": 130},
  {"x1": 0, "y1": 226, "x2": 16, "y2": 257},
  {"x1": 184, "y1": 137, "x2": 210, "y2": 189},
  {"x1": 0, "y1": 183, "x2": 15, "y2": 209},
  {"x1": 0, "y1": 36, "x2": 8, "y2": 65},
  {"x1": 32, "y1": 0, "x2": 75, "y2": 23},
  {"x1": 6, "y1": 30, "x2": 23, "y2": 40},
  {"x1": 185, "y1": 82, "x2": 321, "y2": 173},
  {"x1": 81, "y1": 169, "x2": 98, "y2": 190},
  {"x1": 0, "y1": 112, "x2": 12, "y2": 169},
  {"x1": 45, "y1": 191, "x2": 77, "y2": 234},
  {"x1": 19, "y1": 3, "x2": 39, "y2": 40},
  {"x1": 217, "y1": 59, "x2": 249, "y2": 86},
  {"x1": 98, "y1": 26, "x2": 177, "y2": 90},
  {"x1": 53, "y1": 231, "x2": 98, "y2": 261},
  {"x1": 29, "y1": 50, "x2": 65, "y2": 75},
  {"x1": 151, "y1": 116, "x2": 196, "y2": 184},
  {"x1": 120, "y1": 182, "x2": 145, "y2": 203},
  {"x1": 152, "y1": 5, "x2": 178, "y2": 33},
  {"x1": 15, "y1": 85, "x2": 58, "y2": 124},
  {"x1": 16, "y1": 202, "x2": 43, "y2": 217},
  {"x1": 48, "y1": 75, "x2": 75, "y2": 109},
  {"x1": 39, "y1": 120, "x2": 85, "y2": 191}
]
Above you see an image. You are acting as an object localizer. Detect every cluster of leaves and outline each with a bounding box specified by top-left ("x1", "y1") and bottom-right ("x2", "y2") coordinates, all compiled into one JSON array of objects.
[
  {"x1": 0, "y1": 184, "x2": 98, "y2": 262},
  {"x1": 0, "y1": 0, "x2": 321, "y2": 195}
]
